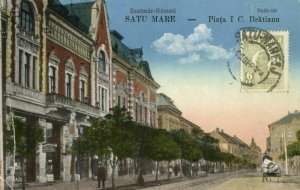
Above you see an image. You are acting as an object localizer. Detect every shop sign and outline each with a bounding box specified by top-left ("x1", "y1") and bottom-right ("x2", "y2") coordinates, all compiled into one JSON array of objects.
[{"x1": 42, "y1": 143, "x2": 57, "y2": 153}]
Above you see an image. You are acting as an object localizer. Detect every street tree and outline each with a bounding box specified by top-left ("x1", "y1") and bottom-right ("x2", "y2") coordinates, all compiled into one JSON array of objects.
[
  {"x1": 82, "y1": 107, "x2": 137, "y2": 189},
  {"x1": 170, "y1": 129, "x2": 202, "y2": 176},
  {"x1": 5, "y1": 117, "x2": 44, "y2": 190},
  {"x1": 141, "y1": 129, "x2": 181, "y2": 181}
]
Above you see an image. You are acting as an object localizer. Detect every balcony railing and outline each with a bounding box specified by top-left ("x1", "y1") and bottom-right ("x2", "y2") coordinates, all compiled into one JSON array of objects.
[
  {"x1": 6, "y1": 83, "x2": 45, "y2": 103},
  {"x1": 46, "y1": 93, "x2": 100, "y2": 117}
]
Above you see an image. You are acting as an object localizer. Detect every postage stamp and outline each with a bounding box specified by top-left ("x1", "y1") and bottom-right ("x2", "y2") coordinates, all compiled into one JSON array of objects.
[{"x1": 238, "y1": 28, "x2": 289, "y2": 92}]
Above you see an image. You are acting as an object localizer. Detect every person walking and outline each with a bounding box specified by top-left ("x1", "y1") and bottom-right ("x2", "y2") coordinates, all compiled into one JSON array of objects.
[{"x1": 97, "y1": 162, "x2": 107, "y2": 189}]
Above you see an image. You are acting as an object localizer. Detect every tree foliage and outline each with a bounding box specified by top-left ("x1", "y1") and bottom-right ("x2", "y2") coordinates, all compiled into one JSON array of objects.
[
  {"x1": 5, "y1": 117, "x2": 44, "y2": 157},
  {"x1": 286, "y1": 130, "x2": 300, "y2": 158}
]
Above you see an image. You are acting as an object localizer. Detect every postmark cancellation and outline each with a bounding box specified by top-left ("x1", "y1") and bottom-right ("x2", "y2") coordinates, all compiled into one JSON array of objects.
[{"x1": 240, "y1": 29, "x2": 289, "y2": 92}]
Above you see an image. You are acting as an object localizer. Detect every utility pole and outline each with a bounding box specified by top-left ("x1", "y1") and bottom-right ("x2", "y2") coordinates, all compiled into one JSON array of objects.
[
  {"x1": 283, "y1": 127, "x2": 288, "y2": 175},
  {"x1": 0, "y1": 10, "x2": 4, "y2": 190}
]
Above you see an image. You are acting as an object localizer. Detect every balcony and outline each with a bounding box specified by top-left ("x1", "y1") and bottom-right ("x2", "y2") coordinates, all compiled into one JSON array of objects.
[
  {"x1": 6, "y1": 83, "x2": 45, "y2": 103},
  {"x1": 46, "y1": 93, "x2": 100, "y2": 117}
]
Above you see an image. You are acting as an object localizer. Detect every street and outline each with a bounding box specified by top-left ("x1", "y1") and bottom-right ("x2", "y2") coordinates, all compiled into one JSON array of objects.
[
  {"x1": 13, "y1": 170, "x2": 300, "y2": 190},
  {"x1": 144, "y1": 171, "x2": 300, "y2": 190}
]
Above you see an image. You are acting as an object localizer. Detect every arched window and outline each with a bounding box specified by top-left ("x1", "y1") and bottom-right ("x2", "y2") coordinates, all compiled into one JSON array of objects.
[
  {"x1": 20, "y1": 0, "x2": 35, "y2": 33},
  {"x1": 98, "y1": 51, "x2": 106, "y2": 73}
]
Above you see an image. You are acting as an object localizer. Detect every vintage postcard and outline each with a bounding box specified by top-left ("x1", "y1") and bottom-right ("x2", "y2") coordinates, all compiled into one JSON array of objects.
[{"x1": 0, "y1": 0, "x2": 300, "y2": 189}]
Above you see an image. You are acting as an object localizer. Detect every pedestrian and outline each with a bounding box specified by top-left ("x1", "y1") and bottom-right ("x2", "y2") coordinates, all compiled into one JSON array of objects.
[
  {"x1": 97, "y1": 162, "x2": 107, "y2": 189},
  {"x1": 173, "y1": 164, "x2": 179, "y2": 176}
]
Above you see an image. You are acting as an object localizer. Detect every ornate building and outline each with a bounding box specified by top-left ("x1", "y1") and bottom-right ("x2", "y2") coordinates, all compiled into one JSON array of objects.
[
  {"x1": 157, "y1": 93, "x2": 201, "y2": 132},
  {"x1": 110, "y1": 30, "x2": 160, "y2": 176},
  {"x1": 111, "y1": 30, "x2": 159, "y2": 127},
  {"x1": 3, "y1": 0, "x2": 112, "y2": 183}
]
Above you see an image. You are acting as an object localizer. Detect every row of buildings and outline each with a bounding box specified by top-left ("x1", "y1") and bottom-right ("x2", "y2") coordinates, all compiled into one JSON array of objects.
[
  {"x1": 210, "y1": 128, "x2": 262, "y2": 168},
  {"x1": 0, "y1": 0, "x2": 204, "y2": 184},
  {"x1": 0, "y1": 0, "x2": 265, "y2": 186},
  {"x1": 267, "y1": 111, "x2": 300, "y2": 175}
]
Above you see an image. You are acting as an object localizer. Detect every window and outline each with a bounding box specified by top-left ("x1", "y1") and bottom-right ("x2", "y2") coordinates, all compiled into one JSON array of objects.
[
  {"x1": 274, "y1": 132, "x2": 278, "y2": 138},
  {"x1": 49, "y1": 51, "x2": 59, "y2": 93},
  {"x1": 152, "y1": 112, "x2": 156, "y2": 127},
  {"x1": 32, "y1": 57, "x2": 36, "y2": 89},
  {"x1": 79, "y1": 65, "x2": 87, "y2": 102},
  {"x1": 65, "y1": 59, "x2": 75, "y2": 99},
  {"x1": 288, "y1": 131, "x2": 292, "y2": 138},
  {"x1": 49, "y1": 66, "x2": 56, "y2": 93},
  {"x1": 20, "y1": 0, "x2": 35, "y2": 33},
  {"x1": 117, "y1": 96, "x2": 121, "y2": 108},
  {"x1": 24, "y1": 53, "x2": 30, "y2": 87},
  {"x1": 80, "y1": 80, "x2": 85, "y2": 102},
  {"x1": 66, "y1": 73, "x2": 71, "y2": 98},
  {"x1": 98, "y1": 51, "x2": 106, "y2": 73},
  {"x1": 19, "y1": 50, "x2": 23, "y2": 84},
  {"x1": 17, "y1": 50, "x2": 37, "y2": 88},
  {"x1": 98, "y1": 86, "x2": 107, "y2": 112},
  {"x1": 135, "y1": 103, "x2": 139, "y2": 122},
  {"x1": 122, "y1": 97, "x2": 126, "y2": 108},
  {"x1": 46, "y1": 122, "x2": 53, "y2": 143},
  {"x1": 101, "y1": 88, "x2": 105, "y2": 111},
  {"x1": 139, "y1": 105, "x2": 142, "y2": 123},
  {"x1": 144, "y1": 107, "x2": 147, "y2": 124}
]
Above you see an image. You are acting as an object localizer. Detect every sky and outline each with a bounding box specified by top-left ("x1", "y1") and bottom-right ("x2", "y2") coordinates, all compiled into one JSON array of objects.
[{"x1": 62, "y1": 0, "x2": 300, "y2": 151}]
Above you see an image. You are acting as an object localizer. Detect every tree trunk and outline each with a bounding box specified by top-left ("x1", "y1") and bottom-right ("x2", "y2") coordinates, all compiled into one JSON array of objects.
[
  {"x1": 180, "y1": 159, "x2": 183, "y2": 177},
  {"x1": 110, "y1": 155, "x2": 117, "y2": 190},
  {"x1": 167, "y1": 161, "x2": 171, "y2": 180},
  {"x1": 20, "y1": 158, "x2": 25, "y2": 190},
  {"x1": 155, "y1": 161, "x2": 159, "y2": 182}
]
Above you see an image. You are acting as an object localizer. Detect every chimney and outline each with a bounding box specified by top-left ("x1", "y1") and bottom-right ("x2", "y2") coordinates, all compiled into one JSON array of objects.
[
  {"x1": 216, "y1": 127, "x2": 219, "y2": 132},
  {"x1": 221, "y1": 129, "x2": 224, "y2": 133},
  {"x1": 295, "y1": 110, "x2": 298, "y2": 114}
]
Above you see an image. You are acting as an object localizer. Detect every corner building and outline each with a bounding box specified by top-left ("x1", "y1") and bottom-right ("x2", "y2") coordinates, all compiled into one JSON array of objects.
[{"x1": 3, "y1": 0, "x2": 112, "y2": 183}]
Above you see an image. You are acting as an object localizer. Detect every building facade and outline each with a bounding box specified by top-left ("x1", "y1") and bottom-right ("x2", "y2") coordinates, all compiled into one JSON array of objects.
[
  {"x1": 110, "y1": 30, "x2": 160, "y2": 176},
  {"x1": 111, "y1": 30, "x2": 160, "y2": 127},
  {"x1": 1, "y1": 1, "x2": 9, "y2": 189},
  {"x1": 156, "y1": 93, "x2": 202, "y2": 132},
  {"x1": 267, "y1": 111, "x2": 300, "y2": 173},
  {"x1": 3, "y1": 0, "x2": 112, "y2": 183},
  {"x1": 209, "y1": 128, "x2": 261, "y2": 165}
]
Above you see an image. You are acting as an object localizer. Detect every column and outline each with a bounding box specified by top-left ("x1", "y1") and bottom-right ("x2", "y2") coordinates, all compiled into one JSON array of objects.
[
  {"x1": 90, "y1": 58, "x2": 96, "y2": 106},
  {"x1": 29, "y1": 54, "x2": 33, "y2": 88},
  {"x1": 37, "y1": 119, "x2": 47, "y2": 183},
  {"x1": 21, "y1": 51, "x2": 25, "y2": 86},
  {"x1": 128, "y1": 72, "x2": 134, "y2": 116},
  {"x1": 61, "y1": 125, "x2": 72, "y2": 182}
]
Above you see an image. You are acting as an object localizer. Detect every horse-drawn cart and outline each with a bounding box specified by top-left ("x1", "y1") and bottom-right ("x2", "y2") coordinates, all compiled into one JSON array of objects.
[{"x1": 261, "y1": 157, "x2": 281, "y2": 182}]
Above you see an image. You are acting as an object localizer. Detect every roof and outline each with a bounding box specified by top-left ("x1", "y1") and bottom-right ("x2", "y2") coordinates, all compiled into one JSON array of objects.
[
  {"x1": 111, "y1": 30, "x2": 155, "y2": 80},
  {"x1": 233, "y1": 135, "x2": 248, "y2": 148},
  {"x1": 156, "y1": 93, "x2": 182, "y2": 115},
  {"x1": 48, "y1": 0, "x2": 94, "y2": 33},
  {"x1": 269, "y1": 112, "x2": 300, "y2": 126},
  {"x1": 64, "y1": 2, "x2": 94, "y2": 33},
  {"x1": 212, "y1": 129, "x2": 247, "y2": 147}
]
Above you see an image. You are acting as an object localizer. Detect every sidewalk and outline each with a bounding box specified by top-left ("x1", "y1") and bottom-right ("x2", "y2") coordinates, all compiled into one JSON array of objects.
[{"x1": 13, "y1": 172, "x2": 194, "y2": 190}]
